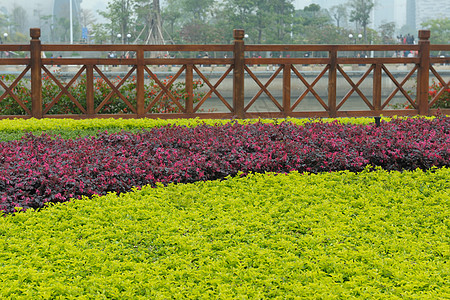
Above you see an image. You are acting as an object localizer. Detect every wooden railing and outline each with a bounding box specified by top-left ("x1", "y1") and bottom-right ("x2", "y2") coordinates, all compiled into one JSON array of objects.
[{"x1": 0, "y1": 28, "x2": 449, "y2": 119}]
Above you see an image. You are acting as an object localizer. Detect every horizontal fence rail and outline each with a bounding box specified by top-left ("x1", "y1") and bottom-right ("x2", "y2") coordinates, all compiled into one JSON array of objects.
[{"x1": 0, "y1": 28, "x2": 449, "y2": 119}]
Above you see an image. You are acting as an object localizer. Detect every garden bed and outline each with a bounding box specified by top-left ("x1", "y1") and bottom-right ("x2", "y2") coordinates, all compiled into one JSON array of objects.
[
  {"x1": 1, "y1": 117, "x2": 449, "y2": 214},
  {"x1": 0, "y1": 169, "x2": 448, "y2": 298}
]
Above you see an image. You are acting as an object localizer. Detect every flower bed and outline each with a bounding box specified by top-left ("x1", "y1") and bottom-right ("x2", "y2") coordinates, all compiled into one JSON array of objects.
[
  {"x1": 0, "y1": 169, "x2": 448, "y2": 298},
  {"x1": 0, "y1": 74, "x2": 205, "y2": 115},
  {"x1": 1, "y1": 117, "x2": 448, "y2": 214}
]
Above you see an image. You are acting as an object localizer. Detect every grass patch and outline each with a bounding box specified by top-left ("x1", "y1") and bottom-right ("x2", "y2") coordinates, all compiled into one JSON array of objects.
[
  {"x1": 0, "y1": 116, "x2": 417, "y2": 141},
  {"x1": 1, "y1": 168, "x2": 448, "y2": 299}
]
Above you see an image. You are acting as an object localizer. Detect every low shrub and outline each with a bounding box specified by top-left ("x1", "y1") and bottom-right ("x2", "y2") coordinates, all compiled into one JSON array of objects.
[
  {"x1": 390, "y1": 79, "x2": 450, "y2": 110},
  {"x1": 0, "y1": 169, "x2": 448, "y2": 298},
  {"x1": 1, "y1": 117, "x2": 449, "y2": 213},
  {"x1": 0, "y1": 74, "x2": 206, "y2": 115},
  {"x1": 0, "y1": 116, "x2": 401, "y2": 134}
]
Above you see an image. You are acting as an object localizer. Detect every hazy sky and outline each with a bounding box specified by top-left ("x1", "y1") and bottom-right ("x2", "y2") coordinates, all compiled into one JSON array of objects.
[{"x1": 80, "y1": 0, "x2": 109, "y2": 15}]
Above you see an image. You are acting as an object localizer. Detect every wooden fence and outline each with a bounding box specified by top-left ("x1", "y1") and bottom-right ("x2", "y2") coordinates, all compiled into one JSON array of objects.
[{"x1": 0, "y1": 28, "x2": 449, "y2": 119}]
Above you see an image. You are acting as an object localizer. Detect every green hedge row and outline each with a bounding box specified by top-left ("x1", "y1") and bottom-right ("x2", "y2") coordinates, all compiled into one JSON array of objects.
[
  {"x1": 0, "y1": 117, "x2": 384, "y2": 132},
  {"x1": 1, "y1": 168, "x2": 448, "y2": 299},
  {"x1": 0, "y1": 116, "x2": 437, "y2": 141}
]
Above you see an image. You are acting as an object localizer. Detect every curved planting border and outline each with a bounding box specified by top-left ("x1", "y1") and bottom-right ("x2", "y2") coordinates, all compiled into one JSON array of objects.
[
  {"x1": 1, "y1": 117, "x2": 449, "y2": 214},
  {"x1": 0, "y1": 169, "x2": 449, "y2": 298}
]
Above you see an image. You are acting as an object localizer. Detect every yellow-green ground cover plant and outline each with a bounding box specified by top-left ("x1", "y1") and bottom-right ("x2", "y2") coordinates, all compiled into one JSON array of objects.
[
  {"x1": 1, "y1": 117, "x2": 449, "y2": 213},
  {"x1": 0, "y1": 115, "x2": 440, "y2": 141},
  {"x1": 0, "y1": 117, "x2": 449, "y2": 298},
  {"x1": 0, "y1": 168, "x2": 449, "y2": 299}
]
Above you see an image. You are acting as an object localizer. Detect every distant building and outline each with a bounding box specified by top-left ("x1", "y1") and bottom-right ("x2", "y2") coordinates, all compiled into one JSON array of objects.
[
  {"x1": 416, "y1": 0, "x2": 450, "y2": 28},
  {"x1": 406, "y1": 0, "x2": 416, "y2": 32}
]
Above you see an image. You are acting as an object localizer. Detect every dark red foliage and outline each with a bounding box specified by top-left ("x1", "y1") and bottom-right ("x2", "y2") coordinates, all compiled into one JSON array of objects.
[{"x1": 1, "y1": 117, "x2": 449, "y2": 214}]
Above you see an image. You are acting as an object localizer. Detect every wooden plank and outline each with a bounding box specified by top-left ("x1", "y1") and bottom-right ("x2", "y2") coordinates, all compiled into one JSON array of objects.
[
  {"x1": 42, "y1": 44, "x2": 233, "y2": 52},
  {"x1": 30, "y1": 28, "x2": 42, "y2": 118},
  {"x1": 283, "y1": 64, "x2": 291, "y2": 116},
  {"x1": 430, "y1": 45, "x2": 450, "y2": 51},
  {"x1": 0, "y1": 59, "x2": 29, "y2": 65},
  {"x1": 0, "y1": 45, "x2": 30, "y2": 51},
  {"x1": 373, "y1": 64, "x2": 382, "y2": 111},
  {"x1": 328, "y1": 49, "x2": 337, "y2": 118},
  {"x1": 245, "y1": 44, "x2": 421, "y2": 52},
  {"x1": 86, "y1": 65, "x2": 94, "y2": 116},
  {"x1": 337, "y1": 58, "x2": 419, "y2": 64},
  {"x1": 430, "y1": 57, "x2": 450, "y2": 64},
  {"x1": 41, "y1": 58, "x2": 233, "y2": 66},
  {"x1": 245, "y1": 58, "x2": 329, "y2": 65},
  {"x1": 185, "y1": 64, "x2": 194, "y2": 114},
  {"x1": 417, "y1": 30, "x2": 431, "y2": 115},
  {"x1": 136, "y1": 49, "x2": 145, "y2": 117},
  {"x1": 233, "y1": 29, "x2": 245, "y2": 119}
]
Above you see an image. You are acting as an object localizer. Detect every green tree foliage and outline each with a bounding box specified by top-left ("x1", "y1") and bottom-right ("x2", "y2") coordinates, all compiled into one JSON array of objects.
[
  {"x1": 330, "y1": 4, "x2": 347, "y2": 28},
  {"x1": 348, "y1": 0, "x2": 374, "y2": 43},
  {"x1": 89, "y1": 0, "x2": 414, "y2": 46},
  {"x1": 421, "y1": 17, "x2": 450, "y2": 44},
  {"x1": 378, "y1": 22, "x2": 396, "y2": 44},
  {"x1": 11, "y1": 5, "x2": 27, "y2": 34},
  {"x1": 99, "y1": 0, "x2": 135, "y2": 43},
  {"x1": 293, "y1": 4, "x2": 334, "y2": 44}
]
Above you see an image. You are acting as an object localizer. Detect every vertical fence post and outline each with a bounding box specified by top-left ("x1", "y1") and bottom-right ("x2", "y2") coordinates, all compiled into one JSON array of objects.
[
  {"x1": 30, "y1": 28, "x2": 42, "y2": 118},
  {"x1": 86, "y1": 65, "x2": 94, "y2": 116},
  {"x1": 185, "y1": 64, "x2": 194, "y2": 114},
  {"x1": 136, "y1": 48, "x2": 145, "y2": 117},
  {"x1": 233, "y1": 29, "x2": 245, "y2": 119},
  {"x1": 328, "y1": 48, "x2": 337, "y2": 118},
  {"x1": 417, "y1": 30, "x2": 430, "y2": 115},
  {"x1": 283, "y1": 64, "x2": 291, "y2": 117},
  {"x1": 373, "y1": 63, "x2": 382, "y2": 112}
]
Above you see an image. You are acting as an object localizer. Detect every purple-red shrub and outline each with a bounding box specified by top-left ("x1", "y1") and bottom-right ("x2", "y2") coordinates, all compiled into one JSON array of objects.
[{"x1": 1, "y1": 117, "x2": 449, "y2": 213}]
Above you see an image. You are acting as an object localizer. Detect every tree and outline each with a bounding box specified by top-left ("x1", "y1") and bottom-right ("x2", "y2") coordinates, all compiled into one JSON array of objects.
[
  {"x1": 421, "y1": 18, "x2": 450, "y2": 44},
  {"x1": 90, "y1": 23, "x2": 110, "y2": 44},
  {"x1": 293, "y1": 4, "x2": 332, "y2": 44},
  {"x1": 99, "y1": 0, "x2": 135, "y2": 43},
  {"x1": 348, "y1": 0, "x2": 374, "y2": 43},
  {"x1": 221, "y1": 0, "x2": 294, "y2": 44},
  {"x1": 11, "y1": 5, "x2": 28, "y2": 35},
  {"x1": 0, "y1": 9, "x2": 8, "y2": 34},
  {"x1": 80, "y1": 9, "x2": 96, "y2": 29},
  {"x1": 330, "y1": 4, "x2": 347, "y2": 28},
  {"x1": 378, "y1": 22, "x2": 396, "y2": 44},
  {"x1": 183, "y1": 0, "x2": 215, "y2": 22},
  {"x1": 267, "y1": 0, "x2": 295, "y2": 43},
  {"x1": 161, "y1": 4, "x2": 181, "y2": 40}
]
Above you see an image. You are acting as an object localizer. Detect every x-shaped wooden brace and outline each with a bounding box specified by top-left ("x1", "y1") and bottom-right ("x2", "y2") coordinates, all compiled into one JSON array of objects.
[
  {"x1": 382, "y1": 65, "x2": 418, "y2": 109},
  {"x1": 337, "y1": 65, "x2": 375, "y2": 111},
  {"x1": 0, "y1": 66, "x2": 31, "y2": 115},
  {"x1": 144, "y1": 65, "x2": 185, "y2": 114},
  {"x1": 244, "y1": 65, "x2": 283, "y2": 112},
  {"x1": 42, "y1": 65, "x2": 87, "y2": 114},
  {"x1": 94, "y1": 65, "x2": 137, "y2": 114},
  {"x1": 429, "y1": 65, "x2": 450, "y2": 108},
  {"x1": 291, "y1": 65, "x2": 329, "y2": 111},
  {"x1": 193, "y1": 65, "x2": 233, "y2": 113}
]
